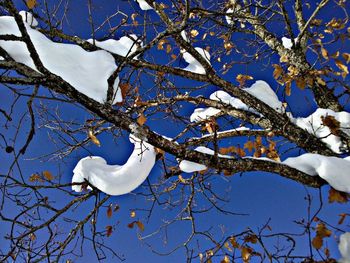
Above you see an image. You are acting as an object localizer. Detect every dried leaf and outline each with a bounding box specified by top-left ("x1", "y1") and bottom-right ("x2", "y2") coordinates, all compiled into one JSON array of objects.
[
  {"x1": 42, "y1": 170, "x2": 53, "y2": 181},
  {"x1": 190, "y1": 29, "x2": 199, "y2": 37},
  {"x1": 224, "y1": 242, "x2": 232, "y2": 252},
  {"x1": 136, "y1": 221, "x2": 145, "y2": 232},
  {"x1": 236, "y1": 74, "x2": 253, "y2": 86},
  {"x1": 321, "y1": 115, "x2": 340, "y2": 135},
  {"x1": 119, "y1": 83, "x2": 130, "y2": 101},
  {"x1": 295, "y1": 77, "x2": 306, "y2": 89},
  {"x1": 127, "y1": 222, "x2": 135, "y2": 229},
  {"x1": 26, "y1": 0, "x2": 37, "y2": 9},
  {"x1": 328, "y1": 187, "x2": 348, "y2": 203},
  {"x1": 335, "y1": 59, "x2": 349, "y2": 77},
  {"x1": 29, "y1": 174, "x2": 43, "y2": 182},
  {"x1": 244, "y1": 141, "x2": 254, "y2": 152},
  {"x1": 220, "y1": 255, "x2": 230, "y2": 263},
  {"x1": 236, "y1": 147, "x2": 246, "y2": 157},
  {"x1": 29, "y1": 233, "x2": 36, "y2": 241},
  {"x1": 244, "y1": 234, "x2": 258, "y2": 244},
  {"x1": 285, "y1": 81, "x2": 291, "y2": 96},
  {"x1": 88, "y1": 130, "x2": 101, "y2": 147},
  {"x1": 219, "y1": 146, "x2": 236, "y2": 155},
  {"x1": 338, "y1": 213, "x2": 348, "y2": 225},
  {"x1": 241, "y1": 247, "x2": 252, "y2": 262},
  {"x1": 107, "y1": 204, "x2": 113, "y2": 218},
  {"x1": 229, "y1": 237, "x2": 239, "y2": 248},
  {"x1": 137, "y1": 113, "x2": 147, "y2": 126},
  {"x1": 272, "y1": 64, "x2": 283, "y2": 80},
  {"x1": 343, "y1": 53, "x2": 350, "y2": 64},
  {"x1": 130, "y1": 211, "x2": 136, "y2": 218},
  {"x1": 166, "y1": 44, "x2": 172, "y2": 54},
  {"x1": 312, "y1": 235, "x2": 323, "y2": 249},
  {"x1": 106, "y1": 225, "x2": 113, "y2": 237},
  {"x1": 321, "y1": 47, "x2": 329, "y2": 60}
]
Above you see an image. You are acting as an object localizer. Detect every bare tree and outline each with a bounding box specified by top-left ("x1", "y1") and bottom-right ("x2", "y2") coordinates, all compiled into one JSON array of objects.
[{"x1": 0, "y1": 0, "x2": 350, "y2": 262}]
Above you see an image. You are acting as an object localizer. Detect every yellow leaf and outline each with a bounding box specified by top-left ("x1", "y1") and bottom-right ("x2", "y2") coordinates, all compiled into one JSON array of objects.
[
  {"x1": 130, "y1": 211, "x2": 136, "y2": 218},
  {"x1": 220, "y1": 255, "x2": 230, "y2": 263},
  {"x1": 137, "y1": 113, "x2": 147, "y2": 126},
  {"x1": 229, "y1": 237, "x2": 239, "y2": 248},
  {"x1": 272, "y1": 64, "x2": 283, "y2": 80},
  {"x1": 166, "y1": 44, "x2": 172, "y2": 54},
  {"x1": 241, "y1": 247, "x2": 252, "y2": 262},
  {"x1": 279, "y1": 55, "x2": 288, "y2": 63},
  {"x1": 42, "y1": 170, "x2": 53, "y2": 181},
  {"x1": 190, "y1": 29, "x2": 199, "y2": 38},
  {"x1": 335, "y1": 59, "x2": 349, "y2": 77},
  {"x1": 88, "y1": 130, "x2": 101, "y2": 147},
  {"x1": 26, "y1": 0, "x2": 36, "y2": 9},
  {"x1": 321, "y1": 47, "x2": 329, "y2": 60},
  {"x1": 236, "y1": 74, "x2": 253, "y2": 86},
  {"x1": 316, "y1": 77, "x2": 326, "y2": 86},
  {"x1": 343, "y1": 53, "x2": 350, "y2": 64}
]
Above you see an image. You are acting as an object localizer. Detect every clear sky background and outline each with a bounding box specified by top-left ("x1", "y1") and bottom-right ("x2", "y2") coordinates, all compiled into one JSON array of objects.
[{"x1": 1, "y1": 0, "x2": 349, "y2": 262}]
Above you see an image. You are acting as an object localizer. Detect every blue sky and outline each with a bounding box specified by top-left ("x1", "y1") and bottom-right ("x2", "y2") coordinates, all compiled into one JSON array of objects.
[{"x1": 1, "y1": 0, "x2": 349, "y2": 262}]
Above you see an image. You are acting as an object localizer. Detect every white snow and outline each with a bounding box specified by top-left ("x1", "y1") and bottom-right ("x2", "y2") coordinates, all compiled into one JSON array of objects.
[
  {"x1": 225, "y1": 8, "x2": 235, "y2": 25},
  {"x1": 72, "y1": 135, "x2": 156, "y2": 196},
  {"x1": 190, "y1": 80, "x2": 287, "y2": 123},
  {"x1": 283, "y1": 153, "x2": 350, "y2": 193},
  {"x1": 181, "y1": 31, "x2": 189, "y2": 42},
  {"x1": 19, "y1": 11, "x2": 38, "y2": 27},
  {"x1": 87, "y1": 35, "x2": 140, "y2": 57},
  {"x1": 190, "y1": 107, "x2": 221, "y2": 122},
  {"x1": 0, "y1": 13, "x2": 122, "y2": 104},
  {"x1": 179, "y1": 146, "x2": 232, "y2": 173},
  {"x1": 136, "y1": 0, "x2": 153, "y2": 10},
  {"x1": 182, "y1": 47, "x2": 210, "y2": 74},
  {"x1": 339, "y1": 232, "x2": 350, "y2": 263},
  {"x1": 281, "y1": 37, "x2": 297, "y2": 49},
  {"x1": 292, "y1": 108, "x2": 350, "y2": 153}
]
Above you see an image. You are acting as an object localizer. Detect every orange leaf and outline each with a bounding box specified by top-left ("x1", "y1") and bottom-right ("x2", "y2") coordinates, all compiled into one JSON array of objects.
[
  {"x1": 338, "y1": 213, "x2": 348, "y2": 225},
  {"x1": 107, "y1": 205, "x2": 113, "y2": 218},
  {"x1": 136, "y1": 221, "x2": 145, "y2": 232},
  {"x1": 26, "y1": 0, "x2": 37, "y2": 9},
  {"x1": 312, "y1": 235, "x2": 323, "y2": 249},
  {"x1": 137, "y1": 113, "x2": 147, "y2": 126},
  {"x1": 42, "y1": 170, "x2": 53, "y2": 181},
  {"x1": 236, "y1": 74, "x2": 253, "y2": 86},
  {"x1": 244, "y1": 141, "x2": 254, "y2": 152},
  {"x1": 328, "y1": 187, "x2": 348, "y2": 203}
]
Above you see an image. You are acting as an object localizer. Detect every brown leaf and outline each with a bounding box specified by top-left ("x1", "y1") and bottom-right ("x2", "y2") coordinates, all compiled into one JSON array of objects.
[
  {"x1": 316, "y1": 222, "x2": 332, "y2": 238},
  {"x1": 343, "y1": 53, "x2": 350, "y2": 64},
  {"x1": 88, "y1": 130, "x2": 101, "y2": 147},
  {"x1": 328, "y1": 187, "x2": 348, "y2": 203},
  {"x1": 42, "y1": 170, "x2": 53, "y2": 181},
  {"x1": 119, "y1": 83, "x2": 130, "y2": 101},
  {"x1": 229, "y1": 237, "x2": 239, "y2": 248},
  {"x1": 219, "y1": 146, "x2": 236, "y2": 155},
  {"x1": 272, "y1": 64, "x2": 283, "y2": 80},
  {"x1": 321, "y1": 115, "x2": 340, "y2": 136},
  {"x1": 335, "y1": 59, "x2": 349, "y2": 77},
  {"x1": 220, "y1": 255, "x2": 230, "y2": 263},
  {"x1": 244, "y1": 141, "x2": 254, "y2": 152},
  {"x1": 236, "y1": 74, "x2": 253, "y2": 86},
  {"x1": 241, "y1": 247, "x2": 252, "y2": 262},
  {"x1": 285, "y1": 81, "x2": 291, "y2": 96},
  {"x1": 312, "y1": 235, "x2": 323, "y2": 249},
  {"x1": 295, "y1": 77, "x2": 306, "y2": 89},
  {"x1": 137, "y1": 113, "x2": 147, "y2": 126},
  {"x1": 29, "y1": 174, "x2": 43, "y2": 182},
  {"x1": 235, "y1": 147, "x2": 246, "y2": 157},
  {"x1": 244, "y1": 234, "x2": 258, "y2": 244},
  {"x1": 26, "y1": 0, "x2": 37, "y2": 9},
  {"x1": 107, "y1": 205, "x2": 113, "y2": 218},
  {"x1": 136, "y1": 221, "x2": 145, "y2": 232},
  {"x1": 127, "y1": 222, "x2": 135, "y2": 229},
  {"x1": 106, "y1": 225, "x2": 113, "y2": 237},
  {"x1": 338, "y1": 213, "x2": 348, "y2": 225}
]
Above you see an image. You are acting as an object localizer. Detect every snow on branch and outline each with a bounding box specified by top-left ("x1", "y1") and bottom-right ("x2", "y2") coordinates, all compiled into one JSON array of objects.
[{"x1": 72, "y1": 135, "x2": 156, "y2": 196}]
